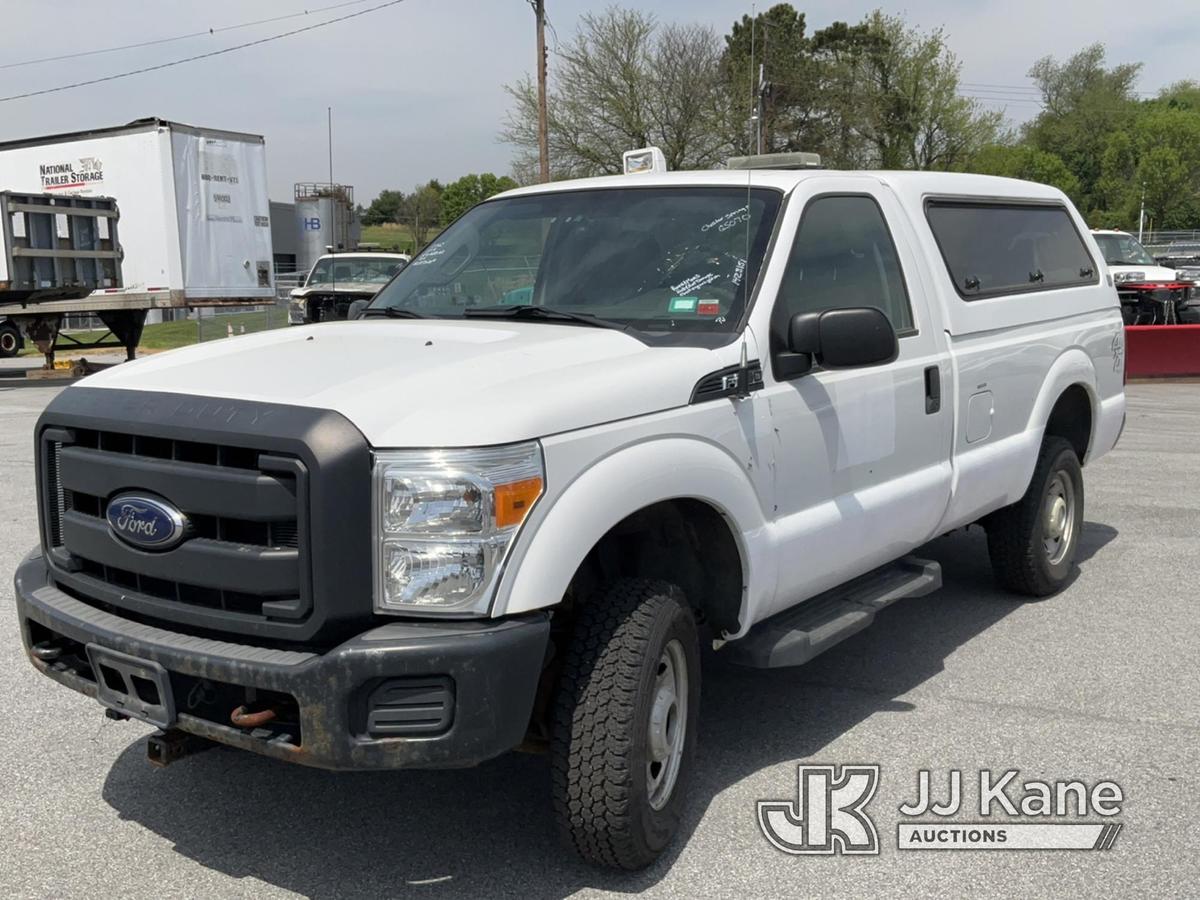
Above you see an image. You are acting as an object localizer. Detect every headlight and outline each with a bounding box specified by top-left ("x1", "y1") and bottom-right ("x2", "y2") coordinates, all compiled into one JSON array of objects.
[
  {"x1": 372, "y1": 442, "x2": 543, "y2": 615},
  {"x1": 1112, "y1": 271, "x2": 1145, "y2": 284}
]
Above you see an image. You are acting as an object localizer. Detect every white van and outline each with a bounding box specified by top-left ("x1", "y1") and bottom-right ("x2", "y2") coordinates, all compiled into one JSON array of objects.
[{"x1": 16, "y1": 164, "x2": 1125, "y2": 869}]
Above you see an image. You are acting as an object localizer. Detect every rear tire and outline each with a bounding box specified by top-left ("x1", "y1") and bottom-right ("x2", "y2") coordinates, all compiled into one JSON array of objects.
[
  {"x1": 986, "y1": 437, "x2": 1084, "y2": 596},
  {"x1": 0, "y1": 323, "x2": 20, "y2": 359},
  {"x1": 551, "y1": 578, "x2": 700, "y2": 870}
]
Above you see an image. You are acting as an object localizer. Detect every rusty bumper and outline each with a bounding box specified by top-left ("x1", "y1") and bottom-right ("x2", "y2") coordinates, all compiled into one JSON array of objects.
[{"x1": 15, "y1": 549, "x2": 550, "y2": 770}]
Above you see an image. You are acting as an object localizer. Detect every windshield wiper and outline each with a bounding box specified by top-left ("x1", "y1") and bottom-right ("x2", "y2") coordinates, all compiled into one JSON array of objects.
[
  {"x1": 360, "y1": 307, "x2": 427, "y2": 319},
  {"x1": 462, "y1": 304, "x2": 629, "y2": 332}
]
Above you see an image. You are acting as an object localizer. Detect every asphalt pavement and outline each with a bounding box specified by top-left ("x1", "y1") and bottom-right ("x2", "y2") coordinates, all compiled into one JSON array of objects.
[{"x1": 0, "y1": 378, "x2": 1197, "y2": 899}]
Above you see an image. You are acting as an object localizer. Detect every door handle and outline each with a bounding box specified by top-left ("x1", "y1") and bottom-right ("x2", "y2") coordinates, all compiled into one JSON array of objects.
[{"x1": 924, "y1": 365, "x2": 941, "y2": 414}]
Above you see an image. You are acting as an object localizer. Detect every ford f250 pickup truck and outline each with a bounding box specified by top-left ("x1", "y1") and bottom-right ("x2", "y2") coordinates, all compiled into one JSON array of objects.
[{"x1": 15, "y1": 164, "x2": 1125, "y2": 870}]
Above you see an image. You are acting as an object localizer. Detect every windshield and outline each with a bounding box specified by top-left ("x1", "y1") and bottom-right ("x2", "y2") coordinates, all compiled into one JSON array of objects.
[
  {"x1": 369, "y1": 187, "x2": 783, "y2": 342},
  {"x1": 1093, "y1": 234, "x2": 1156, "y2": 267},
  {"x1": 308, "y1": 257, "x2": 405, "y2": 285}
]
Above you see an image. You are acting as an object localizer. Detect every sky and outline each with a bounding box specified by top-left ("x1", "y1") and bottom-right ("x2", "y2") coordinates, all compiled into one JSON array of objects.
[{"x1": 0, "y1": 0, "x2": 1196, "y2": 204}]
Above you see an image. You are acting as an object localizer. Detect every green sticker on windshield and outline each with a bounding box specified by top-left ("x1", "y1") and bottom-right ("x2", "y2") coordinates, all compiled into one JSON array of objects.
[{"x1": 669, "y1": 296, "x2": 698, "y2": 313}]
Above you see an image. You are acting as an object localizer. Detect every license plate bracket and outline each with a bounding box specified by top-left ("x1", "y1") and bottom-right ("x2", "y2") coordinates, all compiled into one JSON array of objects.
[{"x1": 86, "y1": 645, "x2": 176, "y2": 728}]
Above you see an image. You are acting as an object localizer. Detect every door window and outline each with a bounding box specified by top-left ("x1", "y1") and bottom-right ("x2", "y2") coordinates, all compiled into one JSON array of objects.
[{"x1": 776, "y1": 195, "x2": 914, "y2": 333}]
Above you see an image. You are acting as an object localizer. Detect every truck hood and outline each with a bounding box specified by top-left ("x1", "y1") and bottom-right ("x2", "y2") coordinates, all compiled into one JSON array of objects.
[
  {"x1": 75, "y1": 320, "x2": 723, "y2": 447},
  {"x1": 1108, "y1": 263, "x2": 1178, "y2": 282},
  {"x1": 290, "y1": 284, "x2": 385, "y2": 297}
]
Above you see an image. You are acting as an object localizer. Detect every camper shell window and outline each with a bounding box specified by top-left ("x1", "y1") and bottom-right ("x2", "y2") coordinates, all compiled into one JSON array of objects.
[{"x1": 925, "y1": 200, "x2": 1098, "y2": 300}]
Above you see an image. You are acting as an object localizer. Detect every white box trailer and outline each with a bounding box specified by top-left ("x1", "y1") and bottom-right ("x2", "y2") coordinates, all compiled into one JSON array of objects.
[
  {"x1": 0, "y1": 118, "x2": 275, "y2": 368},
  {"x1": 0, "y1": 118, "x2": 275, "y2": 311}
]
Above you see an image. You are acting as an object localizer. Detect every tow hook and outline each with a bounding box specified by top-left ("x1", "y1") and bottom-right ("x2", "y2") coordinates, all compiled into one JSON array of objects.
[
  {"x1": 29, "y1": 641, "x2": 64, "y2": 662},
  {"x1": 147, "y1": 729, "x2": 214, "y2": 768},
  {"x1": 230, "y1": 704, "x2": 277, "y2": 729}
]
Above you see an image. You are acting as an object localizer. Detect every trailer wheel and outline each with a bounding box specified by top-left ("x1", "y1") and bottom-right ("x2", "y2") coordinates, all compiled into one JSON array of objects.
[
  {"x1": 551, "y1": 578, "x2": 700, "y2": 870},
  {"x1": 0, "y1": 322, "x2": 21, "y2": 358}
]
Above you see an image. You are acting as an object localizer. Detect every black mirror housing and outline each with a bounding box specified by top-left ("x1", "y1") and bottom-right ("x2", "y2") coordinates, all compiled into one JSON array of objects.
[
  {"x1": 787, "y1": 307, "x2": 898, "y2": 369},
  {"x1": 347, "y1": 299, "x2": 370, "y2": 321}
]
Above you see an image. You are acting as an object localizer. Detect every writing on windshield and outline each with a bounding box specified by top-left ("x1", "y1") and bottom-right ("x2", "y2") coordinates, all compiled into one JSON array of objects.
[{"x1": 371, "y1": 187, "x2": 782, "y2": 335}]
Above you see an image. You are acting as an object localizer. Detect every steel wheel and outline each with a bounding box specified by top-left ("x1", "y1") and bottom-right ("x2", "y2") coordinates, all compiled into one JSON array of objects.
[
  {"x1": 1042, "y1": 470, "x2": 1076, "y2": 566},
  {"x1": 646, "y1": 638, "x2": 688, "y2": 811}
]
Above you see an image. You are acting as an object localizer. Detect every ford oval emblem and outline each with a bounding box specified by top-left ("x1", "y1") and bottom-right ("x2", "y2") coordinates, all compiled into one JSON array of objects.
[{"x1": 105, "y1": 494, "x2": 188, "y2": 551}]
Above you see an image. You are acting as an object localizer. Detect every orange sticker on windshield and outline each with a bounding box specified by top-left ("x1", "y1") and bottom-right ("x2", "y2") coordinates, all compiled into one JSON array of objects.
[{"x1": 698, "y1": 301, "x2": 720, "y2": 316}]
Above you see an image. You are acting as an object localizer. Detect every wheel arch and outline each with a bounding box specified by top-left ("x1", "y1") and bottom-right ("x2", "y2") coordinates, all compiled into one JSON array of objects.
[
  {"x1": 495, "y1": 437, "x2": 771, "y2": 637},
  {"x1": 998, "y1": 348, "x2": 1099, "y2": 509}
]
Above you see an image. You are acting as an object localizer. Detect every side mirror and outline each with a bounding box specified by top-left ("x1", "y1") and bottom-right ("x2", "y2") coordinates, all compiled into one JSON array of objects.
[
  {"x1": 347, "y1": 299, "x2": 370, "y2": 320},
  {"x1": 788, "y1": 307, "x2": 898, "y2": 369}
]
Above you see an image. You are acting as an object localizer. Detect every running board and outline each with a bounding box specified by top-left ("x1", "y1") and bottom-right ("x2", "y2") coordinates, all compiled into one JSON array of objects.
[{"x1": 725, "y1": 556, "x2": 942, "y2": 669}]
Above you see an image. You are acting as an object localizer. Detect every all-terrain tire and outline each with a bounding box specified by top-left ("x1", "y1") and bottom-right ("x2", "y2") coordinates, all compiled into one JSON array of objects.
[
  {"x1": 551, "y1": 578, "x2": 700, "y2": 870},
  {"x1": 986, "y1": 437, "x2": 1084, "y2": 596}
]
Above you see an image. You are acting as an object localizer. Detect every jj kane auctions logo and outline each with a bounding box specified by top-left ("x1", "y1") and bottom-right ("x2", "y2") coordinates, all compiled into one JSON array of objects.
[{"x1": 758, "y1": 766, "x2": 1124, "y2": 854}]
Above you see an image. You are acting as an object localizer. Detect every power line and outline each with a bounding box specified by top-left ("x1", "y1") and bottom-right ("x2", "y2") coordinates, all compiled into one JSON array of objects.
[
  {"x1": 0, "y1": 0, "x2": 406, "y2": 104},
  {"x1": 961, "y1": 80, "x2": 1159, "y2": 98},
  {"x1": 0, "y1": 0, "x2": 376, "y2": 71}
]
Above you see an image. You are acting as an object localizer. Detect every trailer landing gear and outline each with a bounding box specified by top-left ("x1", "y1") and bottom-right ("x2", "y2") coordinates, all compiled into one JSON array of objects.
[{"x1": 11, "y1": 308, "x2": 146, "y2": 374}]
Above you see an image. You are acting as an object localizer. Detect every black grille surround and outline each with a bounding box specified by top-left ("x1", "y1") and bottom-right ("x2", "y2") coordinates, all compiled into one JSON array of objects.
[{"x1": 36, "y1": 388, "x2": 373, "y2": 646}]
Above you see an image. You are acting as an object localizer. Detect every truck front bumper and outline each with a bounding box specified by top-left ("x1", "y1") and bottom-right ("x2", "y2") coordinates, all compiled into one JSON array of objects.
[{"x1": 15, "y1": 549, "x2": 550, "y2": 770}]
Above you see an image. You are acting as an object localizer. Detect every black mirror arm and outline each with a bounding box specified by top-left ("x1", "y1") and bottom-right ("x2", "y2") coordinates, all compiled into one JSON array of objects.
[{"x1": 787, "y1": 312, "x2": 823, "y2": 356}]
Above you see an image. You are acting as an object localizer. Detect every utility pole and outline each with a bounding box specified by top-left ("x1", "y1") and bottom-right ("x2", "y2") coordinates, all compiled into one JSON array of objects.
[
  {"x1": 1138, "y1": 183, "x2": 1146, "y2": 243},
  {"x1": 327, "y1": 106, "x2": 336, "y2": 254},
  {"x1": 531, "y1": 0, "x2": 550, "y2": 182}
]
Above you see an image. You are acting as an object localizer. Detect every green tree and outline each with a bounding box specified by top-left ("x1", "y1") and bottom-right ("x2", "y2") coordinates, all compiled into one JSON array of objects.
[
  {"x1": 720, "y1": 4, "x2": 823, "y2": 155},
  {"x1": 401, "y1": 180, "x2": 443, "y2": 250},
  {"x1": 1123, "y1": 107, "x2": 1200, "y2": 228},
  {"x1": 816, "y1": 12, "x2": 1004, "y2": 170},
  {"x1": 970, "y1": 145, "x2": 1080, "y2": 201},
  {"x1": 1156, "y1": 80, "x2": 1200, "y2": 112},
  {"x1": 361, "y1": 189, "x2": 406, "y2": 227},
  {"x1": 441, "y1": 173, "x2": 520, "y2": 224},
  {"x1": 1023, "y1": 44, "x2": 1141, "y2": 213}
]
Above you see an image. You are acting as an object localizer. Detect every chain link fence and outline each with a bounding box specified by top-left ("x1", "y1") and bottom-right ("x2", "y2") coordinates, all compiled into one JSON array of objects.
[{"x1": 51, "y1": 267, "x2": 303, "y2": 353}]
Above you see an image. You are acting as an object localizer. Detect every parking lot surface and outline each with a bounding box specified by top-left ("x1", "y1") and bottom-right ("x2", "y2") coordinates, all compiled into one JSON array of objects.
[{"x1": 1, "y1": 380, "x2": 1197, "y2": 899}]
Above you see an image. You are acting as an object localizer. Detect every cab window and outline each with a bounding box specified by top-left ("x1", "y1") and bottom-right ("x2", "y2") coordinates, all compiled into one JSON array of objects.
[{"x1": 776, "y1": 195, "x2": 914, "y2": 333}]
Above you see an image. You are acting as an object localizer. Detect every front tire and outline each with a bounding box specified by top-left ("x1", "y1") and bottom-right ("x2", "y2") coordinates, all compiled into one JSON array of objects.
[
  {"x1": 986, "y1": 437, "x2": 1084, "y2": 596},
  {"x1": 551, "y1": 578, "x2": 700, "y2": 870}
]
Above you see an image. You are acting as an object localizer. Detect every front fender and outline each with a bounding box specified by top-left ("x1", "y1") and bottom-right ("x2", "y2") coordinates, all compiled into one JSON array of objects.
[{"x1": 493, "y1": 437, "x2": 774, "y2": 623}]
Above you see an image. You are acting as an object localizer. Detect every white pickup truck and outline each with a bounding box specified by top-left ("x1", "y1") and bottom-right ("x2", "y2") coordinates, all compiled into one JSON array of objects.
[{"x1": 15, "y1": 164, "x2": 1125, "y2": 870}]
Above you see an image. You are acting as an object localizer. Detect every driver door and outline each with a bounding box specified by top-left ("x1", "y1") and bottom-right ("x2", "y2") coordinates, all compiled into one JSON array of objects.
[{"x1": 759, "y1": 182, "x2": 953, "y2": 618}]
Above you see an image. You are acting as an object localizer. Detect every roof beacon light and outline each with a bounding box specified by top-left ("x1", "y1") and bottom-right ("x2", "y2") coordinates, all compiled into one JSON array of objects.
[{"x1": 623, "y1": 146, "x2": 667, "y2": 176}]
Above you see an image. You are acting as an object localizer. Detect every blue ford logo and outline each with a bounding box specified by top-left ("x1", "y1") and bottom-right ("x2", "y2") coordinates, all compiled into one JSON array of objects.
[{"x1": 105, "y1": 494, "x2": 188, "y2": 551}]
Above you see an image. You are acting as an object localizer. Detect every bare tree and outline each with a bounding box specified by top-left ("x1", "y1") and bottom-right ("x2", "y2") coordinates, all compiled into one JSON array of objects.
[{"x1": 502, "y1": 9, "x2": 734, "y2": 178}]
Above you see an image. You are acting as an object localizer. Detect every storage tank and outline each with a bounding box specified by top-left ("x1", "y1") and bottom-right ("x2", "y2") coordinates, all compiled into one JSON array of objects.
[{"x1": 294, "y1": 183, "x2": 359, "y2": 273}]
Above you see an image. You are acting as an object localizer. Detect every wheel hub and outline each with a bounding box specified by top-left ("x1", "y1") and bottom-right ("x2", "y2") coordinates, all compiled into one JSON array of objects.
[
  {"x1": 1046, "y1": 495, "x2": 1067, "y2": 539},
  {"x1": 646, "y1": 639, "x2": 688, "y2": 811},
  {"x1": 1042, "y1": 471, "x2": 1076, "y2": 566}
]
